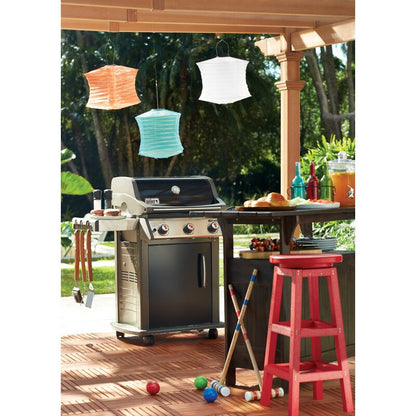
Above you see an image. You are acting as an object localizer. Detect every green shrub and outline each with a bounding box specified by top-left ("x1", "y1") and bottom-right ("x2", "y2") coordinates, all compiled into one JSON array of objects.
[{"x1": 313, "y1": 220, "x2": 355, "y2": 251}]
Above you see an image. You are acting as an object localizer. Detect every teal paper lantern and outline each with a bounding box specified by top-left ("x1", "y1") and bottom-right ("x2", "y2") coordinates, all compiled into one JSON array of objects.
[{"x1": 135, "y1": 109, "x2": 183, "y2": 159}]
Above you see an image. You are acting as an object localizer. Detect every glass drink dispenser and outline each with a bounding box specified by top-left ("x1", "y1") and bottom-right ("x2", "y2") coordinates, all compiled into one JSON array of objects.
[{"x1": 328, "y1": 151, "x2": 355, "y2": 207}]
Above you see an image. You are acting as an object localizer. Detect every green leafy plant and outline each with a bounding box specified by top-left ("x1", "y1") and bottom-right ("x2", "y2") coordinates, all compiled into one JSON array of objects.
[
  {"x1": 61, "y1": 148, "x2": 93, "y2": 255},
  {"x1": 61, "y1": 148, "x2": 94, "y2": 195},
  {"x1": 301, "y1": 135, "x2": 355, "y2": 179}
]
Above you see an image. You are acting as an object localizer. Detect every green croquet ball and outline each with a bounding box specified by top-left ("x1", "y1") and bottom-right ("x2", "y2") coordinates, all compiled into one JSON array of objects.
[{"x1": 194, "y1": 376, "x2": 208, "y2": 390}]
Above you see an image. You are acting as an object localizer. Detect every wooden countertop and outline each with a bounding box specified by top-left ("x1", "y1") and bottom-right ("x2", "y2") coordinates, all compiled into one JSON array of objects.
[{"x1": 198, "y1": 207, "x2": 355, "y2": 223}]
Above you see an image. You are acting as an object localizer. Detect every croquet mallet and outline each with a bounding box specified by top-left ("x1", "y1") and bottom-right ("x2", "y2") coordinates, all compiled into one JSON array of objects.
[
  {"x1": 228, "y1": 283, "x2": 262, "y2": 389},
  {"x1": 211, "y1": 268, "x2": 257, "y2": 396}
]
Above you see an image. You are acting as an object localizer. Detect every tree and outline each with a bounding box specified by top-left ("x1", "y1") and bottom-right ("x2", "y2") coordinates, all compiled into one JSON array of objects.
[{"x1": 304, "y1": 42, "x2": 355, "y2": 140}]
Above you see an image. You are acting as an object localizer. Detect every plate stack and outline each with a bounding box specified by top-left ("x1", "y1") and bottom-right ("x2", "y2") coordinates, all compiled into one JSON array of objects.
[{"x1": 294, "y1": 237, "x2": 337, "y2": 252}]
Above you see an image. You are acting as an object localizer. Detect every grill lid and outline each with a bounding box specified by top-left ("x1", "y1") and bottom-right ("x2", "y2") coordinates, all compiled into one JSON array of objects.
[{"x1": 111, "y1": 176, "x2": 225, "y2": 216}]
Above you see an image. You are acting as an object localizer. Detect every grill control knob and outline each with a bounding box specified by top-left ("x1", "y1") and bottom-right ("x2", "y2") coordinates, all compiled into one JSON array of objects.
[
  {"x1": 158, "y1": 224, "x2": 169, "y2": 235},
  {"x1": 183, "y1": 223, "x2": 195, "y2": 234},
  {"x1": 208, "y1": 221, "x2": 220, "y2": 233}
]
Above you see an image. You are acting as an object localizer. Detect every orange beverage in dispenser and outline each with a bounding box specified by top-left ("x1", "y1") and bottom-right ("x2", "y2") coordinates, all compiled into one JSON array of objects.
[
  {"x1": 329, "y1": 171, "x2": 355, "y2": 207},
  {"x1": 328, "y1": 151, "x2": 355, "y2": 207}
]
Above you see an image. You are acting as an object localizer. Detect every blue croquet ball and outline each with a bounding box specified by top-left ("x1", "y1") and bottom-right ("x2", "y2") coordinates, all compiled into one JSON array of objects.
[{"x1": 203, "y1": 387, "x2": 218, "y2": 402}]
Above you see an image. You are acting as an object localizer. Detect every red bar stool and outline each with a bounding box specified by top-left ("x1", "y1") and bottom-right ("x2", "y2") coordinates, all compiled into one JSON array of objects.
[{"x1": 260, "y1": 254, "x2": 354, "y2": 415}]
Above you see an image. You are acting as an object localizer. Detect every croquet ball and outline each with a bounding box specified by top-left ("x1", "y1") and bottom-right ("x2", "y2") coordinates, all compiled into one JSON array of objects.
[
  {"x1": 146, "y1": 381, "x2": 160, "y2": 395},
  {"x1": 194, "y1": 376, "x2": 208, "y2": 390},
  {"x1": 203, "y1": 387, "x2": 218, "y2": 403}
]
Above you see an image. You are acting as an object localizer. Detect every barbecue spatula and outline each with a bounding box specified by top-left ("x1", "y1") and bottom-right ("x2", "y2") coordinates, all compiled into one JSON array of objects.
[
  {"x1": 79, "y1": 230, "x2": 87, "y2": 302},
  {"x1": 85, "y1": 229, "x2": 94, "y2": 308},
  {"x1": 72, "y1": 229, "x2": 83, "y2": 303}
]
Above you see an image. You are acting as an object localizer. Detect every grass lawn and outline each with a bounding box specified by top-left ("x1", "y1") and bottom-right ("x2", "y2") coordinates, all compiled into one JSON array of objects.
[{"x1": 61, "y1": 266, "x2": 115, "y2": 297}]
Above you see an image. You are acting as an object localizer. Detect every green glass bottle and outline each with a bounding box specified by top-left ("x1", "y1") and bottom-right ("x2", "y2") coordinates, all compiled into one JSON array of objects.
[
  {"x1": 291, "y1": 162, "x2": 305, "y2": 198},
  {"x1": 319, "y1": 161, "x2": 334, "y2": 201}
]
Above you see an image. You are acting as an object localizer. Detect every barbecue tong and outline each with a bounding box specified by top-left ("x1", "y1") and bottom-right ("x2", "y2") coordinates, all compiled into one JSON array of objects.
[{"x1": 72, "y1": 229, "x2": 94, "y2": 306}]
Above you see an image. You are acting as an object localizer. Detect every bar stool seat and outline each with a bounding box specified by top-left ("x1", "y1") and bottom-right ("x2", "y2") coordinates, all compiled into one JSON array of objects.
[{"x1": 260, "y1": 254, "x2": 354, "y2": 416}]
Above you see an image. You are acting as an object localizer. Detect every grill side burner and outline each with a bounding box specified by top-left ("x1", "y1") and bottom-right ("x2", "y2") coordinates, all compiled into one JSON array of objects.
[{"x1": 72, "y1": 176, "x2": 226, "y2": 344}]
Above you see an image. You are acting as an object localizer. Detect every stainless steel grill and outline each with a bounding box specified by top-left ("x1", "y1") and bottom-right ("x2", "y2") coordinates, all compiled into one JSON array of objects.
[{"x1": 73, "y1": 176, "x2": 225, "y2": 345}]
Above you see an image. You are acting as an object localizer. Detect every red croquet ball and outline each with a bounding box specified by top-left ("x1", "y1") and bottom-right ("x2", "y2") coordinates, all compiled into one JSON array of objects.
[{"x1": 146, "y1": 381, "x2": 160, "y2": 395}]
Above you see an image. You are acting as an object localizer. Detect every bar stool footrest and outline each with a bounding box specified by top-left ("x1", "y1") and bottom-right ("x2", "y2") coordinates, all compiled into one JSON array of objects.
[
  {"x1": 265, "y1": 360, "x2": 344, "y2": 383},
  {"x1": 271, "y1": 319, "x2": 340, "y2": 337}
]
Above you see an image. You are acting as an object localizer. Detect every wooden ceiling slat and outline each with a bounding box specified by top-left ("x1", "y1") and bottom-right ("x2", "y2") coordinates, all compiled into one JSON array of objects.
[
  {"x1": 61, "y1": 18, "x2": 284, "y2": 34},
  {"x1": 160, "y1": 0, "x2": 355, "y2": 18},
  {"x1": 62, "y1": 5, "x2": 346, "y2": 29},
  {"x1": 61, "y1": 0, "x2": 355, "y2": 18}
]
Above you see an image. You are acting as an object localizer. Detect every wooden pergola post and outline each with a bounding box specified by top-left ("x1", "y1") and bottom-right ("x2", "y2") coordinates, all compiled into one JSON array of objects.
[
  {"x1": 275, "y1": 50, "x2": 305, "y2": 198},
  {"x1": 256, "y1": 34, "x2": 304, "y2": 198}
]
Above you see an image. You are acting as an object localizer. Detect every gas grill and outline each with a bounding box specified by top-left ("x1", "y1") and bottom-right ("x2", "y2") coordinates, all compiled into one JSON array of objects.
[{"x1": 73, "y1": 176, "x2": 225, "y2": 345}]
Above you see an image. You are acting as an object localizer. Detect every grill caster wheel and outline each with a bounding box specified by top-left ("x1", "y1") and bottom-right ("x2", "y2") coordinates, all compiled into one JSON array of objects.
[
  {"x1": 143, "y1": 335, "x2": 155, "y2": 346},
  {"x1": 208, "y1": 328, "x2": 218, "y2": 339},
  {"x1": 116, "y1": 331, "x2": 125, "y2": 339}
]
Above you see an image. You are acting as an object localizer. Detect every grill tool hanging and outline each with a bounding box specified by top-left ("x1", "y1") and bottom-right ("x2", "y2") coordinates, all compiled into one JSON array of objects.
[
  {"x1": 79, "y1": 229, "x2": 87, "y2": 300},
  {"x1": 72, "y1": 230, "x2": 83, "y2": 303},
  {"x1": 85, "y1": 229, "x2": 94, "y2": 308}
]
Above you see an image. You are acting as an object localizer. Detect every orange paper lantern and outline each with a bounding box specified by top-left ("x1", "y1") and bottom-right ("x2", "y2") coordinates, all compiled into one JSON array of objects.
[{"x1": 84, "y1": 65, "x2": 141, "y2": 110}]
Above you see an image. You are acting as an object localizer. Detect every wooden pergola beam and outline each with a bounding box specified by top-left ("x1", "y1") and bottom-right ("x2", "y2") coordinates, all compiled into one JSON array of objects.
[
  {"x1": 291, "y1": 19, "x2": 355, "y2": 50},
  {"x1": 256, "y1": 19, "x2": 355, "y2": 54},
  {"x1": 61, "y1": 19, "x2": 284, "y2": 34},
  {"x1": 61, "y1": 5, "x2": 333, "y2": 32},
  {"x1": 62, "y1": 0, "x2": 355, "y2": 18},
  {"x1": 61, "y1": 0, "x2": 355, "y2": 32}
]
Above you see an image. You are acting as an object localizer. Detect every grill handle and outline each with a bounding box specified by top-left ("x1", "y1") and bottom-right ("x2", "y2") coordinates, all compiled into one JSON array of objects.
[{"x1": 198, "y1": 254, "x2": 206, "y2": 288}]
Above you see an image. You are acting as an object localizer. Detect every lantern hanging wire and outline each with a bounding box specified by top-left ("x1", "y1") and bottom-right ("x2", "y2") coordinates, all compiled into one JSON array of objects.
[
  {"x1": 154, "y1": 64, "x2": 160, "y2": 109},
  {"x1": 215, "y1": 38, "x2": 230, "y2": 57},
  {"x1": 104, "y1": 37, "x2": 116, "y2": 65}
]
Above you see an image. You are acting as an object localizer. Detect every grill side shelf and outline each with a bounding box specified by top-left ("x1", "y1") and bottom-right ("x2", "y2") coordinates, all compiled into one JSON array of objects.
[{"x1": 72, "y1": 217, "x2": 138, "y2": 232}]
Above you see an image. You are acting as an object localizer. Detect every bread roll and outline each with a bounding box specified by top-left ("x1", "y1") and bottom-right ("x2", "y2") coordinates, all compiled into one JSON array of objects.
[
  {"x1": 252, "y1": 200, "x2": 271, "y2": 207},
  {"x1": 244, "y1": 200, "x2": 254, "y2": 207},
  {"x1": 266, "y1": 192, "x2": 289, "y2": 207},
  {"x1": 90, "y1": 209, "x2": 104, "y2": 216}
]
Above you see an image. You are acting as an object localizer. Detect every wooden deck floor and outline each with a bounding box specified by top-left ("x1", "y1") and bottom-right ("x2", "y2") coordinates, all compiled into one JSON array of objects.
[{"x1": 61, "y1": 330, "x2": 355, "y2": 415}]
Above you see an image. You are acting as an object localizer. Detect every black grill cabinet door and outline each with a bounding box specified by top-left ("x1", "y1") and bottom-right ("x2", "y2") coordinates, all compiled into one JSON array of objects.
[{"x1": 148, "y1": 241, "x2": 213, "y2": 328}]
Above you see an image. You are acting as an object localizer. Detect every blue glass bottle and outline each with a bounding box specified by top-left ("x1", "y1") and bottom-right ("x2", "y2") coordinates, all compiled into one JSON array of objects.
[{"x1": 291, "y1": 162, "x2": 305, "y2": 198}]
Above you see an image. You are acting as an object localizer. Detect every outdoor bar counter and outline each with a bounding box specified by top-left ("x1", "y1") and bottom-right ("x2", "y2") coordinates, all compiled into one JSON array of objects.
[{"x1": 201, "y1": 207, "x2": 355, "y2": 386}]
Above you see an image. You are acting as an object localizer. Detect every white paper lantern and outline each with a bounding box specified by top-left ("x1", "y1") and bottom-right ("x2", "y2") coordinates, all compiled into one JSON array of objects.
[
  {"x1": 135, "y1": 109, "x2": 183, "y2": 159},
  {"x1": 196, "y1": 56, "x2": 251, "y2": 104}
]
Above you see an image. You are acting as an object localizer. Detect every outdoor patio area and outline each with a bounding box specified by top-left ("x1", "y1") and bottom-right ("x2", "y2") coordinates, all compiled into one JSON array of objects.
[{"x1": 61, "y1": 329, "x2": 355, "y2": 415}]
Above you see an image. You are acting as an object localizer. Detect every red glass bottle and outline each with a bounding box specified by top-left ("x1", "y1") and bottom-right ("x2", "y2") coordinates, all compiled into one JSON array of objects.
[{"x1": 306, "y1": 161, "x2": 319, "y2": 200}]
